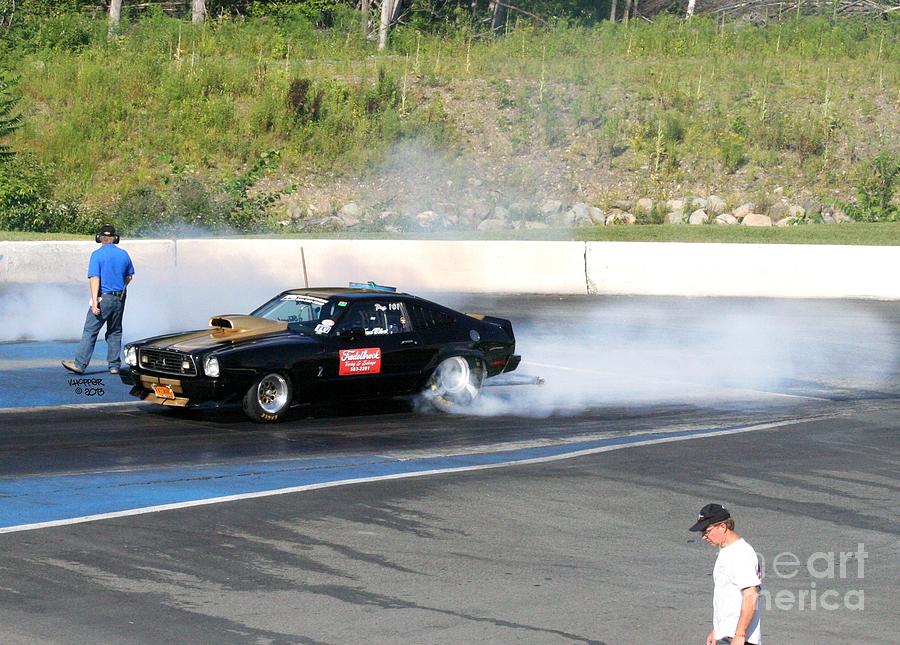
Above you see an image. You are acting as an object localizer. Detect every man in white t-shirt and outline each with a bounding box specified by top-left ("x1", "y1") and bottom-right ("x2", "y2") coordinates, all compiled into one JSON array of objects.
[{"x1": 690, "y1": 503, "x2": 762, "y2": 645}]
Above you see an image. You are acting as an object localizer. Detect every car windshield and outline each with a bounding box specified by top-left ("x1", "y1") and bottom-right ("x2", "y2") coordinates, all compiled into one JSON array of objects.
[{"x1": 251, "y1": 294, "x2": 345, "y2": 335}]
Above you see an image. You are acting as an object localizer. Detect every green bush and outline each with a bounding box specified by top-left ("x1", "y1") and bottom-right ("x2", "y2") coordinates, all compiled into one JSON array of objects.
[
  {"x1": 845, "y1": 152, "x2": 900, "y2": 222},
  {"x1": 287, "y1": 78, "x2": 324, "y2": 122},
  {"x1": 0, "y1": 153, "x2": 52, "y2": 223},
  {"x1": 246, "y1": 0, "x2": 340, "y2": 26},
  {"x1": 718, "y1": 132, "x2": 747, "y2": 174},
  {"x1": 222, "y1": 149, "x2": 290, "y2": 231},
  {"x1": 109, "y1": 150, "x2": 291, "y2": 235},
  {"x1": 113, "y1": 186, "x2": 171, "y2": 236},
  {"x1": 0, "y1": 0, "x2": 101, "y2": 54},
  {"x1": 169, "y1": 177, "x2": 232, "y2": 230},
  {"x1": 0, "y1": 153, "x2": 90, "y2": 232},
  {"x1": 730, "y1": 115, "x2": 750, "y2": 138},
  {"x1": 365, "y1": 67, "x2": 400, "y2": 115},
  {"x1": 31, "y1": 12, "x2": 98, "y2": 51}
]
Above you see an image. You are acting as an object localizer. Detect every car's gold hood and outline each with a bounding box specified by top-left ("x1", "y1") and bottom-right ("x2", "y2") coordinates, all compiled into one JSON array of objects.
[
  {"x1": 208, "y1": 314, "x2": 288, "y2": 335},
  {"x1": 149, "y1": 315, "x2": 289, "y2": 352}
]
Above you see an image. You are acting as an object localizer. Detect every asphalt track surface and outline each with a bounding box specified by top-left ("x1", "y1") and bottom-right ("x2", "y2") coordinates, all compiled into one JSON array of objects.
[{"x1": 0, "y1": 296, "x2": 898, "y2": 644}]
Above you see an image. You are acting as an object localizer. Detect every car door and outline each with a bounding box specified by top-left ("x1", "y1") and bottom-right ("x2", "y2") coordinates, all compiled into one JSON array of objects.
[{"x1": 323, "y1": 299, "x2": 431, "y2": 397}]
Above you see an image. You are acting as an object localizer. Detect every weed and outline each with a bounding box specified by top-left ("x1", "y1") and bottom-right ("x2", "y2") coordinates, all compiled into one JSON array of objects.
[
  {"x1": 634, "y1": 111, "x2": 685, "y2": 178},
  {"x1": 223, "y1": 149, "x2": 292, "y2": 231},
  {"x1": 539, "y1": 97, "x2": 566, "y2": 147},
  {"x1": 287, "y1": 78, "x2": 324, "y2": 121},
  {"x1": 844, "y1": 152, "x2": 900, "y2": 222},
  {"x1": 751, "y1": 190, "x2": 775, "y2": 216},
  {"x1": 731, "y1": 115, "x2": 750, "y2": 137},
  {"x1": 597, "y1": 114, "x2": 626, "y2": 168},
  {"x1": 494, "y1": 80, "x2": 515, "y2": 109},
  {"x1": 718, "y1": 132, "x2": 747, "y2": 174},
  {"x1": 0, "y1": 74, "x2": 22, "y2": 159},
  {"x1": 409, "y1": 93, "x2": 455, "y2": 148},
  {"x1": 365, "y1": 67, "x2": 400, "y2": 114}
]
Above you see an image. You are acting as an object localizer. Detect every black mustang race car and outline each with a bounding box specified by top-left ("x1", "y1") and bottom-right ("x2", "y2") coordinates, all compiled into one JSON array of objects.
[{"x1": 120, "y1": 284, "x2": 520, "y2": 422}]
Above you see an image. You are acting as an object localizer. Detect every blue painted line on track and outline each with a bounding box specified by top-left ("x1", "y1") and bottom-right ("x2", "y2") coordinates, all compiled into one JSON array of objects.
[
  {"x1": 0, "y1": 424, "x2": 747, "y2": 531},
  {"x1": 0, "y1": 341, "x2": 132, "y2": 408}
]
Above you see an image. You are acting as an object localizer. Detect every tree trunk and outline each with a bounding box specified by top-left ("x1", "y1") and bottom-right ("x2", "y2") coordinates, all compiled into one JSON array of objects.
[
  {"x1": 361, "y1": 0, "x2": 371, "y2": 39},
  {"x1": 609, "y1": 0, "x2": 617, "y2": 22},
  {"x1": 192, "y1": 0, "x2": 206, "y2": 24},
  {"x1": 1, "y1": 0, "x2": 18, "y2": 33},
  {"x1": 624, "y1": 0, "x2": 631, "y2": 24},
  {"x1": 108, "y1": 0, "x2": 122, "y2": 36},
  {"x1": 686, "y1": 0, "x2": 697, "y2": 18},
  {"x1": 378, "y1": 0, "x2": 401, "y2": 51},
  {"x1": 489, "y1": 0, "x2": 507, "y2": 35},
  {"x1": 378, "y1": 0, "x2": 392, "y2": 50}
]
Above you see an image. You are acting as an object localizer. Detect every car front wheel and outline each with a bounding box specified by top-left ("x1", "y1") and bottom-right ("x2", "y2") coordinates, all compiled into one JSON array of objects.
[
  {"x1": 243, "y1": 372, "x2": 293, "y2": 423},
  {"x1": 424, "y1": 356, "x2": 485, "y2": 412}
]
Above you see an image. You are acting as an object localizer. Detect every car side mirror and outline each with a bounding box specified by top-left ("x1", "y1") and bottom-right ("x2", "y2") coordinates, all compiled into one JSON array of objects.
[{"x1": 341, "y1": 326, "x2": 366, "y2": 341}]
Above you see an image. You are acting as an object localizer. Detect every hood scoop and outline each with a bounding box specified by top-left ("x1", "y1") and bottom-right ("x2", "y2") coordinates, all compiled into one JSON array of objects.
[{"x1": 209, "y1": 315, "x2": 288, "y2": 335}]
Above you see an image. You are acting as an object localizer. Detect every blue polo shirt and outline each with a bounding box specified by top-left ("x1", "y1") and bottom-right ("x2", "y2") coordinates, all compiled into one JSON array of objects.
[{"x1": 87, "y1": 244, "x2": 135, "y2": 293}]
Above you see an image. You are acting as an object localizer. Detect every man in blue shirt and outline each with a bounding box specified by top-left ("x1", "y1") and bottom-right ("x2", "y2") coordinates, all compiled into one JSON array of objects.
[{"x1": 62, "y1": 224, "x2": 135, "y2": 375}]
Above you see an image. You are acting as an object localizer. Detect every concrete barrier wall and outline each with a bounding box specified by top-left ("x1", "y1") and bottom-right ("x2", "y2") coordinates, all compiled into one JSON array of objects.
[
  {"x1": 174, "y1": 239, "x2": 307, "y2": 294},
  {"x1": 168, "y1": 239, "x2": 588, "y2": 294},
  {"x1": 584, "y1": 242, "x2": 900, "y2": 299},
  {"x1": 298, "y1": 240, "x2": 588, "y2": 294},
  {"x1": 0, "y1": 240, "x2": 175, "y2": 285},
  {"x1": 2, "y1": 239, "x2": 898, "y2": 299}
]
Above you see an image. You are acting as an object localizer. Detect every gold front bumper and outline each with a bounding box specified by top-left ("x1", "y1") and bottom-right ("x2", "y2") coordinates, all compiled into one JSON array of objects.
[{"x1": 138, "y1": 374, "x2": 190, "y2": 407}]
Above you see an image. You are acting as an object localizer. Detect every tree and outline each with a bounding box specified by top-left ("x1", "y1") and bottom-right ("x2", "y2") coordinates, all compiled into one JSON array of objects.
[
  {"x1": 489, "y1": 0, "x2": 507, "y2": 34},
  {"x1": 378, "y1": 0, "x2": 402, "y2": 50},
  {"x1": 192, "y1": 0, "x2": 206, "y2": 23},
  {"x1": 360, "y1": 0, "x2": 372, "y2": 38},
  {"x1": 0, "y1": 0, "x2": 17, "y2": 33},
  {"x1": 108, "y1": 0, "x2": 122, "y2": 36}
]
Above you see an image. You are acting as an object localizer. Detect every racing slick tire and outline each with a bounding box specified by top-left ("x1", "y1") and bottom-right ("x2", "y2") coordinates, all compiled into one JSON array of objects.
[
  {"x1": 424, "y1": 356, "x2": 485, "y2": 412},
  {"x1": 243, "y1": 372, "x2": 293, "y2": 423}
]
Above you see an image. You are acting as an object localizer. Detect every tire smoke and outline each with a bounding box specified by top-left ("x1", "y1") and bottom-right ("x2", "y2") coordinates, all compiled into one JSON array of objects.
[{"x1": 469, "y1": 298, "x2": 900, "y2": 416}]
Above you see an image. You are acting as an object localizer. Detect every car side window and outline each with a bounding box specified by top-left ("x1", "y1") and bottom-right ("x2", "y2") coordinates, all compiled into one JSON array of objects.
[
  {"x1": 409, "y1": 304, "x2": 456, "y2": 330},
  {"x1": 340, "y1": 302, "x2": 412, "y2": 336}
]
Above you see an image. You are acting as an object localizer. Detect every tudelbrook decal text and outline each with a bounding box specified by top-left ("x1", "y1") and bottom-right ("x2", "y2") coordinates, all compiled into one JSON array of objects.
[
  {"x1": 339, "y1": 348, "x2": 382, "y2": 376},
  {"x1": 67, "y1": 377, "x2": 105, "y2": 397}
]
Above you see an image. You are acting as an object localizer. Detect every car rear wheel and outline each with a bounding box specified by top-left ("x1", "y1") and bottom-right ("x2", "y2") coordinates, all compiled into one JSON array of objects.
[
  {"x1": 243, "y1": 372, "x2": 292, "y2": 423},
  {"x1": 425, "y1": 356, "x2": 485, "y2": 412}
]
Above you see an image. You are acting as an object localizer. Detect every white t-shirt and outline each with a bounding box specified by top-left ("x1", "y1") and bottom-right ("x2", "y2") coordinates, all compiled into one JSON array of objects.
[{"x1": 713, "y1": 538, "x2": 762, "y2": 643}]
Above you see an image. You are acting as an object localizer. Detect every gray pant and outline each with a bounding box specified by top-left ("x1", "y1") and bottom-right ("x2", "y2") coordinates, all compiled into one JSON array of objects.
[{"x1": 74, "y1": 294, "x2": 125, "y2": 370}]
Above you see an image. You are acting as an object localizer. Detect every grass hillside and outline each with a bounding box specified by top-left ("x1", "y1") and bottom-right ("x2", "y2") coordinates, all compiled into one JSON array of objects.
[{"x1": 1, "y1": 11, "x2": 898, "y2": 236}]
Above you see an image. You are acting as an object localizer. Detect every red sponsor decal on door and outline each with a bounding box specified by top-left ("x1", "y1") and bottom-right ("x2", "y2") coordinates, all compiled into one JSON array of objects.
[{"x1": 339, "y1": 347, "x2": 382, "y2": 375}]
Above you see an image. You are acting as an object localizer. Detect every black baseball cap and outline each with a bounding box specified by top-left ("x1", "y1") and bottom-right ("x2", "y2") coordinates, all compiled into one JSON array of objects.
[
  {"x1": 689, "y1": 503, "x2": 731, "y2": 532},
  {"x1": 98, "y1": 224, "x2": 117, "y2": 237}
]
